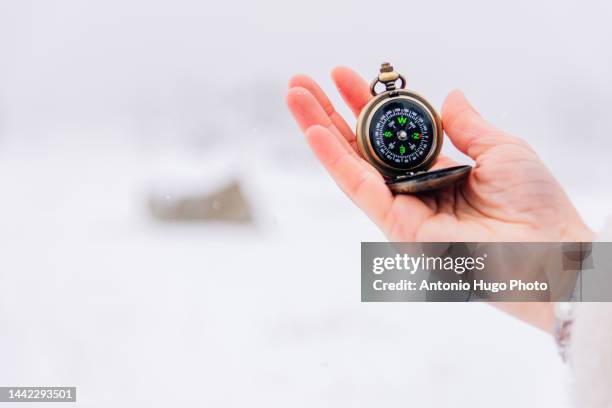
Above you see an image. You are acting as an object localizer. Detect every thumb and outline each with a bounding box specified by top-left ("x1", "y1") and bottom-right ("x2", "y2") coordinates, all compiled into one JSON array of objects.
[{"x1": 442, "y1": 90, "x2": 517, "y2": 159}]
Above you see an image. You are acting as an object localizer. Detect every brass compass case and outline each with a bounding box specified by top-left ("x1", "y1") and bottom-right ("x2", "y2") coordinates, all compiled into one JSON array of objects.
[{"x1": 355, "y1": 63, "x2": 471, "y2": 194}]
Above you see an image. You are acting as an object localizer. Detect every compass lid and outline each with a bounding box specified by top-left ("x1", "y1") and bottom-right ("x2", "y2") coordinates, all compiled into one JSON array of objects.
[{"x1": 386, "y1": 165, "x2": 472, "y2": 194}]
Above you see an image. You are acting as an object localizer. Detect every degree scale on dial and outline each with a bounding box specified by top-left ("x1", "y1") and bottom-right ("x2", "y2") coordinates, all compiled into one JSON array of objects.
[{"x1": 369, "y1": 100, "x2": 434, "y2": 169}]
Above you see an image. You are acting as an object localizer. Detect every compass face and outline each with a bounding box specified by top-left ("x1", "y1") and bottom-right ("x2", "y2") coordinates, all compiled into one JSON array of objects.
[{"x1": 368, "y1": 98, "x2": 436, "y2": 170}]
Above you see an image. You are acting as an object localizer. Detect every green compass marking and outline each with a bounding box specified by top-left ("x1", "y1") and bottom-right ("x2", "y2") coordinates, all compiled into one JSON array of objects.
[
  {"x1": 384, "y1": 131, "x2": 393, "y2": 138},
  {"x1": 412, "y1": 132, "x2": 421, "y2": 140},
  {"x1": 399, "y1": 145, "x2": 406, "y2": 154},
  {"x1": 397, "y1": 117, "x2": 407, "y2": 125}
]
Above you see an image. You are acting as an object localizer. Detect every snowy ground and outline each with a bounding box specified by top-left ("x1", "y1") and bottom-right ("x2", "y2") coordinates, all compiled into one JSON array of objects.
[{"x1": 0, "y1": 139, "x2": 581, "y2": 407}]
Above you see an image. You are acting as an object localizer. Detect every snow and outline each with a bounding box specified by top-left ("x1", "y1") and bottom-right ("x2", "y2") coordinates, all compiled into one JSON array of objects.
[{"x1": 0, "y1": 141, "x2": 574, "y2": 407}]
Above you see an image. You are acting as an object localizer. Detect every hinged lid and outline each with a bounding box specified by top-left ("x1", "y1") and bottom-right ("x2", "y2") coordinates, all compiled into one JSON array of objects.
[{"x1": 386, "y1": 165, "x2": 472, "y2": 194}]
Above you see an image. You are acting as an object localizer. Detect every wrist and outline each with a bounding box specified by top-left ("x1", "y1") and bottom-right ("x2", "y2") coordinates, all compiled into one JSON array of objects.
[
  {"x1": 564, "y1": 220, "x2": 594, "y2": 243},
  {"x1": 491, "y1": 302, "x2": 556, "y2": 334}
]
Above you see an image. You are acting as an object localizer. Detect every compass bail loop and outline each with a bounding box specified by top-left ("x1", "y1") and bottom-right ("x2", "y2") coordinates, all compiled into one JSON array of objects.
[{"x1": 370, "y1": 62, "x2": 407, "y2": 96}]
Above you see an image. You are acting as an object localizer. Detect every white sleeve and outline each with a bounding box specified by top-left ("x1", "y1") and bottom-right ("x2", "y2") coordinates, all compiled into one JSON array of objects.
[{"x1": 568, "y1": 217, "x2": 612, "y2": 408}]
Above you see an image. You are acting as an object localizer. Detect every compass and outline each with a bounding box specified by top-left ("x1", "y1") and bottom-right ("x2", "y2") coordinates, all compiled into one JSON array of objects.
[{"x1": 356, "y1": 63, "x2": 471, "y2": 194}]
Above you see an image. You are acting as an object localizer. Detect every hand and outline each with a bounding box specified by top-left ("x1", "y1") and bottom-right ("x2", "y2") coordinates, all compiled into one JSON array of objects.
[{"x1": 286, "y1": 67, "x2": 593, "y2": 332}]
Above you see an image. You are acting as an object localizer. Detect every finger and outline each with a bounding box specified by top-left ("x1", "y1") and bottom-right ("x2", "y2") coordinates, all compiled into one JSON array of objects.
[
  {"x1": 286, "y1": 87, "x2": 358, "y2": 157},
  {"x1": 305, "y1": 124, "x2": 395, "y2": 230},
  {"x1": 288, "y1": 74, "x2": 356, "y2": 146},
  {"x1": 442, "y1": 90, "x2": 522, "y2": 159},
  {"x1": 331, "y1": 66, "x2": 372, "y2": 117}
]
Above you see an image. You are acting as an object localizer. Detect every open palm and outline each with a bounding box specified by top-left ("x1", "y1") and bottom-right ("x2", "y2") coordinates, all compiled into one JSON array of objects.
[{"x1": 286, "y1": 67, "x2": 592, "y2": 244}]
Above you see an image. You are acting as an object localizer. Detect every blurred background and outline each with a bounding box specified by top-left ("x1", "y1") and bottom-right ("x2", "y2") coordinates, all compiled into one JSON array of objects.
[{"x1": 1, "y1": 0, "x2": 611, "y2": 406}]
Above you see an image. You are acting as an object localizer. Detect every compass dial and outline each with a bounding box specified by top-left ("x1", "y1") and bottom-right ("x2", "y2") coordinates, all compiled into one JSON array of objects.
[{"x1": 368, "y1": 98, "x2": 436, "y2": 171}]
